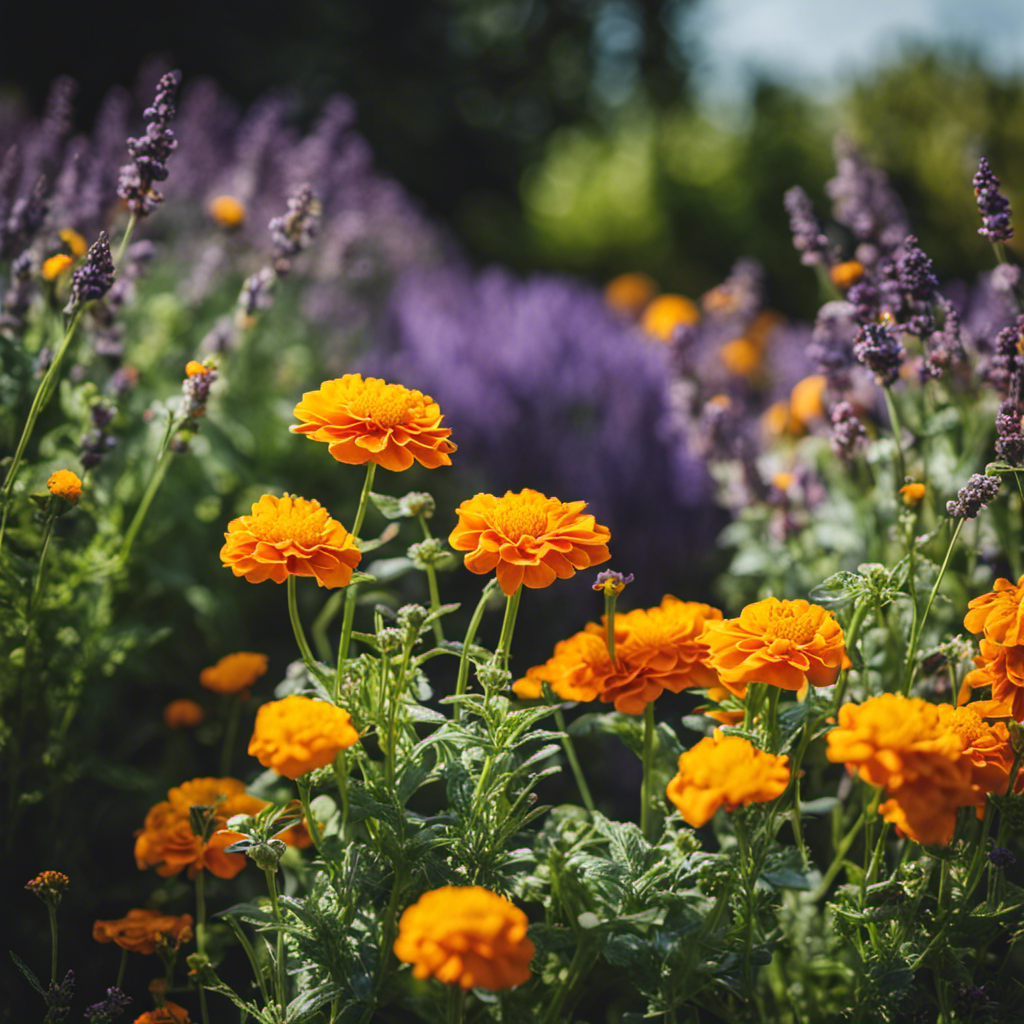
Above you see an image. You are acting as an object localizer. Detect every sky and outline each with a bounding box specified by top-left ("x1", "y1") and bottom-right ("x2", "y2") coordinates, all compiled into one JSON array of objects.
[{"x1": 686, "y1": 0, "x2": 1024, "y2": 103}]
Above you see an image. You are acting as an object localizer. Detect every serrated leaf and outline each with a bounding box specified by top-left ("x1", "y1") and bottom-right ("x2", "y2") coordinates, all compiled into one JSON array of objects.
[{"x1": 9, "y1": 951, "x2": 45, "y2": 996}]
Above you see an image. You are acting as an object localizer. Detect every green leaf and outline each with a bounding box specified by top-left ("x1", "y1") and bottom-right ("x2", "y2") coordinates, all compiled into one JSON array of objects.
[{"x1": 9, "y1": 951, "x2": 45, "y2": 997}]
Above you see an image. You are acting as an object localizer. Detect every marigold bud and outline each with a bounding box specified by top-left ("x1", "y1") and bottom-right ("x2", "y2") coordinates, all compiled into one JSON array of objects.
[
  {"x1": 208, "y1": 195, "x2": 246, "y2": 228},
  {"x1": 47, "y1": 469, "x2": 82, "y2": 504},
  {"x1": 42, "y1": 253, "x2": 73, "y2": 281}
]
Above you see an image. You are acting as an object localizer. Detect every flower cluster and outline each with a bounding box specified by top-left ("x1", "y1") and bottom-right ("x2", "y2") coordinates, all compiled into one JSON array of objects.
[
  {"x1": 117, "y1": 71, "x2": 181, "y2": 217},
  {"x1": 248, "y1": 695, "x2": 360, "y2": 779}
]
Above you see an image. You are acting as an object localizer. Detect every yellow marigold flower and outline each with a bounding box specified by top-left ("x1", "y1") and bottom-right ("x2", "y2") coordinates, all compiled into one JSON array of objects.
[
  {"x1": 900, "y1": 482, "x2": 927, "y2": 506},
  {"x1": 761, "y1": 400, "x2": 793, "y2": 438},
  {"x1": 199, "y1": 652, "x2": 268, "y2": 696},
  {"x1": 25, "y1": 870, "x2": 69, "y2": 906},
  {"x1": 248, "y1": 695, "x2": 359, "y2": 779},
  {"x1": 702, "y1": 597, "x2": 846, "y2": 698},
  {"x1": 719, "y1": 337, "x2": 761, "y2": 377},
  {"x1": 514, "y1": 596, "x2": 722, "y2": 714},
  {"x1": 939, "y1": 703, "x2": 1015, "y2": 807},
  {"x1": 789, "y1": 374, "x2": 827, "y2": 426},
  {"x1": 666, "y1": 730, "x2": 790, "y2": 827},
  {"x1": 829, "y1": 260, "x2": 865, "y2": 290},
  {"x1": 42, "y1": 253, "x2": 73, "y2": 281},
  {"x1": 640, "y1": 294, "x2": 699, "y2": 341},
  {"x1": 185, "y1": 359, "x2": 212, "y2": 377},
  {"x1": 604, "y1": 272, "x2": 657, "y2": 317},
  {"x1": 825, "y1": 694, "x2": 974, "y2": 845},
  {"x1": 93, "y1": 909, "x2": 193, "y2": 955},
  {"x1": 292, "y1": 374, "x2": 456, "y2": 472},
  {"x1": 163, "y1": 699, "x2": 205, "y2": 729},
  {"x1": 962, "y1": 639, "x2": 1024, "y2": 721},
  {"x1": 58, "y1": 227, "x2": 88, "y2": 257},
  {"x1": 134, "y1": 777, "x2": 310, "y2": 880},
  {"x1": 965, "y1": 574, "x2": 1024, "y2": 647},
  {"x1": 220, "y1": 494, "x2": 361, "y2": 588},
  {"x1": 450, "y1": 488, "x2": 611, "y2": 596},
  {"x1": 133, "y1": 1002, "x2": 191, "y2": 1024},
  {"x1": 46, "y1": 469, "x2": 82, "y2": 504},
  {"x1": 393, "y1": 886, "x2": 534, "y2": 990},
  {"x1": 208, "y1": 194, "x2": 247, "y2": 228}
]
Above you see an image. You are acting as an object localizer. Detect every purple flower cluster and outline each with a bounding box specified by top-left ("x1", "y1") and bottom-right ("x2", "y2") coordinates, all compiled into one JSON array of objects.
[
  {"x1": 974, "y1": 157, "x2": 1013, "y2": 243},
  {"x1": 947, "y1": 474, "x2": 1001, "y2": 519},
  {"x1": 117, "y1": 70, "x2": 181, "y2": 217},
  {"x1": 64, "y1": 231, "x2": 115, "y2": 316},
  {"x1": 784, "y1": 186, "x2": 829, "y2": 267}
]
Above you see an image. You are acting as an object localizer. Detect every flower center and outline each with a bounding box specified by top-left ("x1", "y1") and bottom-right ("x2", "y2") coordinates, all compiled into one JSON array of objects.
[
  {"x1": 765, "y1": 607, "x2": 818, "y2": 645},
  {"x1": 490, "y1": 498, "x2": 549, "y2": 542},
  {"x1": 947, "y1": 707, "x2": 987, "y2": 747},
  {"x1": 247, "y1": 502, "x2": 329, "y2": 548},
  {"x1": 346, "y1": 382, "x2": 416, "y2": 428}
]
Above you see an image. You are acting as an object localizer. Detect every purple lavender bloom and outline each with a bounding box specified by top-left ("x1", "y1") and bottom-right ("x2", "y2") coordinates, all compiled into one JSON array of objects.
[
  {"x1": 853, "y1": 321, "x2": 904, "y2": 385},
  {"x1": 2, "y1": 174, "x2": 48, "y2": 258},
  {"x1": 84, "y1": 988, "x2": 131, "y2": 1024},
  {"x1": 64, "y1": 231, "x2": 115, "y2": 316},
  {"x1": 920, "y1": 300, "x2": 964, "y2": 381},
  {"x1": 117, "y1": 70, "x2": 181, "y2": 217},
  {"x1": 784, "y1": 186, "x2": 829, "y2": 267},
  {"x1": 43, "y1": 969, "x2": 74, "y2": 1024},
  {"x1": 829, "y1": 401, "x2": 867, "y2": 461},
  {"x1": 984, "y1": 315, "x2": 1024, "y2": 395},
  {"x1": 80, "y1": 399, "x2": 118, "y2": 469},
  {"x1": 809, "y1": 301, "x2": 860, "y2": 391},
  {"x1": 995, "y1": 398, "x2": 1024, "y2": 466},
  {"x1": 974, "y1": 157, "x2": 1013, "y2": 243},
  {"x1": 897, "y1": 235, "x2": 939, "y2": 304},
  {"x1": 269, "y1": 182, "x2": 319, "y2": 275},
  {"x1": 947, "y1": 474, "x2": 1000, "y2": 519},
  {"x1": 0, "y1": 249, "x2": 34, "y2": 335}
]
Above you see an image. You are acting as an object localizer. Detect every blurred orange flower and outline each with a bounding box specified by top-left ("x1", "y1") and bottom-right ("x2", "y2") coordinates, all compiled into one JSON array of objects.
[
  {"x1": 450, "y1": 488, "x2": 610, "y2": 596},
  {"x1": 208, "y1": 194, "x2": 246, "y2": 228},
  {"x1": 200, "y1": 652, "x2": 268, "y2": 696},
  {"x1": 702, "y1": 597, "x2": 845, "y2": 698},
  {"x1": 163, "y1": 699, "x2": 205, "y2": 729},
  {"x1": 640, "y1": 294, "x2": 699, "y2": 341},
  {"x1": 248, "y1": 695, "x2": 360, "y2": 779},
  {"x1": 393, "y1": 886, "x2": 534, "y2": 990},
  {"x1": 93, "y1": 909, "x2": 193, "y2": 955},
  {"x1": 42, "y1": 253, "x2": 73, "y2": 281},
  {"x1": 666, "y1": 731, "x2": 790, "y2": 827},
  {"x1": 133, "y1": 1003, "x2": 190, "y2": 1024},
  {"x1": 220, "y1": 494, "x2": 361, "y2": 587},
  {"x1": 47, "y1": 469, "x2": 82, "y2": 504},
  {"x1": 604, "y1": 272, "x2": 657, "y2": 317},
  {"x1": 292, "y1": 373, "x2": 456, "y2": 472},
  {"x1": 514, "y1": 596, "x2": 722, "y2": 714}
]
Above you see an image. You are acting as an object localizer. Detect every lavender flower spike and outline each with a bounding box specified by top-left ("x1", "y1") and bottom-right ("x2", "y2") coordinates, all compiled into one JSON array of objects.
[
  {"x1": 270, "y1": 183, "x2": 320, "y2": 275},
  {"x1": 117, "y1": 70, "x2": 181, "y2": 217},
  {"x1": 974, "y1": 157, "x2": 1013, "y2": 243},
  {"x1": 784, "y1": 186, "x2": 829, "y2": 267},
  {"x1": 64, "y1": 231, "x2": 115, "y2": 317},
  {"x1": 946, "y1": 474, "x2": 1000, "y2": 519},
  {"x1": 853, "y1": 321, "x2": 903, "y2": 386}
]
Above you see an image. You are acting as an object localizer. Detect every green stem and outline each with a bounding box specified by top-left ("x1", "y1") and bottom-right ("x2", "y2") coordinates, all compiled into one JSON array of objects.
[
  {"x1": 901, "y1": 518, "x2": 965, "y2": 695},
  {"x1": 47, "y1": 904, "x2": 58, "y2": 984},
  {"x1": 604, "y1": 592, "x2": 618, "y2": 661},
  {"x1": 313, "y1": 590, "x2": 345, "y2": 664},
  {"x1": 336, "y1": 583, "x2": 360, "y2": 671},
  {"x1": 766, "y1": 686, "x2": 780, "y2": 753},
  {"x1": 386, "y1": 640, "x2": 416, "y2": 789},
  {"x1": 195, "y1": 870, "x2": 211, "y2": 1024},
  {"x1": 287, "y1": 575, "x2": 320, "y2": 678},
  {"x1": 27, "y1": 514, "x2": 56, "y2": 626},
  {"x1": 333, "y1": 752, "x2": 350, "y2": 841},
  {"x1": 350, "y1": 463, "x2": 377, "y2": 541},
  {"x1": 494, "y1": 585, "x2": 522, "y2": 675},
  {"x1": 454, "y1": 579, "x2": 498, "y2": 721},
  {"x1": 219, "y1": 696, "x2": 242, "y2": 777},
  {"x1": 0, "y1": 309, "x2": 84, "y2": 556},
  {"x1": 418, "y1": 513, "x2": 445, "y2": 645},
  {"x1": 357, "y1": 868, "x2": 404, "y2": 1024},
  {"x1": 641, "y1": 703, "x2": 657, "y2": 842},
  {"x1": 264, "y1": 867, "x2": 287, "y2": 1012},
  {"x1": 296, "y1": 777, "x2": 324, "y2": 857},
  {"x1": 554, "y1": 706, "x2": 595, "y2": 813},
  {"x1": 810, "y1": 810, "x2": 867, "y2": 901},
  {"x1": 882, "y1": 386, "x2": 907, "y2": 492},
  {"x1": 447, "y1": 985, "x2": 467, "y2": 1024},
  {"x1": 115, "y1": 948, "x2": 128, "y2": 990},
  {"x1": 118, "y1": 446, "x2": 174, "y2": 564},
  {"x1": 114, "y1": 213, "x2": 137, "y2": 267}
]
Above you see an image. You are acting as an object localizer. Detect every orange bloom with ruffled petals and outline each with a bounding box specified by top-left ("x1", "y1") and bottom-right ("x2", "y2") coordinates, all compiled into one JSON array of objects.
[
  {"x1": 514, "y1": 597, "x2": 722, "y2": 714},
  {"x1": 666, "y1": 731, "x2": 790, "y2": 827},
  {"x1": 200, "y1": 652, "x2": 268, "y2": 696},
  {"x1": 939, "y1": 703, "x2": 1015, "y2": 807},
  {"x1": 133, "y1": 1003, "x2": 191, "y2": 1024},
  {"x1": 393, "y1": 886, "x2": 534, "y2": 990},
  {"x1": 220, "y1": 494, "x2": 360, "y2": 588},
  {"x1": 961, "y1": 639, "x2": 1024, "y2": 720},
  {"x1": 292, "y1": 374, "x2": 456, "y2": 472},
  {"x1": 47, "y1": 469, "x2": 82, "y2": 504},
  {"x1": 93, "y1": 909, "x2": 193, "y2": 955},
  {"x1": 248, "y1": 695, "x2": 360, "y2": 779},
  {"x1": 965, "y1": 574, "x2": 1024, "y2": 646},
  {"x1": 450, "y1": 489, "x2": 610, "y2": 596},
  {"x1": 163, "y1": 699, "x2": 205, "y2": 729},
  {"x1": 702, "y1": 597, "x2": 845, "y2": 698}
]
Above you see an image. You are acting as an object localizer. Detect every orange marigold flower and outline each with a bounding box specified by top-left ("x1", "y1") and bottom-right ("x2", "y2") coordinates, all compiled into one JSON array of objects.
[
  {"x1": 199, "y1": 652, "x2": 268, "y2": 696},
  {"x1": 604, "y1": 272, "x2": 658, "y2": 317},
  {"x1": 666, "y1": 731, "x2": 790, "y2": 827},
  {"x1": 163, "y1": 699, "x2": 205, "y2": 729},
  {"x1": 59, "y1": 227, "x2": 88, "y2": 258},
  {"x1": 134, "y1": 777, "x2": 309, "y2": 879},
  {"x1": 42, "y1": 253, "x2": 73, "y2": 280},
  {"x1": 825, "y1": 695, "x2": 974, "y2": 845},
  {"x1": 93, "y1": 909, "x2": 193, "y2": 955},
  {"x1": 208, "y1": 194, "x2": 246, "y2": 228},
  {"x1": 789, "y1": 375, "x2": 827, "y2": 426},
  {"x1": 761, "y1": 400, "x2": 794, "y2": 438},
  {"x1": 720, "y1": 337, "x2": 761, "y2": 377},
  {"x1": 47, "y1": 469, "x2": 82, "y2": 504},
  {"x1": 220, "y1": 494, "x2": 361, "y2": 588},
  {"x1": 248, "y1": 695, "x2": 360, "y2": 779},
  {"x1": 965, "y1": 574, "x2": 1024, "y2": 647},
  {"x1": 450, "y1": 488, "x2": 611, "y2": 596},
  {"x1": 962, "y1": 639, "x2": 1024, "y2": 721},
  {"x1": 702, "y1": 597, "x2": 845, "y2": 698},
  {"x1": 939, "y1": 703, "x2": 1014, "y2": 806},
  {"x1": 185, "y1": 360, "x2": 212, "y2": 377},
  {"x1": 900, "y1": 482, "x2": 927, "y2": 507},
  {"x1": 640, "y1": 294, "x2": 699, "y2": 341},
  {"x1": 25, "y1": 870, "x2": 69, "y2": 905},
  {"x1": 133, "y1": 1002, "x2": 191, "y2": 1024},
  {"x1": 829, "y1": 260, "x2": 865, "y2": 290},
  {"x1": 514, "y1": 597, "x2": 722, "y2": 714},
  {"x1": 291, "y1": 374, "x2": 456, "y2": 472},
  {"x1": 393, "y1": 886, "x2": 534, "y2": 990}
]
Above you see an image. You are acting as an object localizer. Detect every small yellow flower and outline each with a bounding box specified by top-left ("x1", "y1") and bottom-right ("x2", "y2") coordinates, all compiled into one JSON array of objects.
[
  {"x1": 640, "y1": 294, "x2": 699, "y2": 341},
  {"x1": 42, "y1": 253, "x2": 73, "y2": 281},
  {"x1": 900, "y1": 482, "x2": 927, "y2": 507},
  {"x1": 59, "y1": 228, "x2": 88, "y2": 258},
  {"x1": 185, "y1": 360, "x2": 213, "y2": 377},
  {"x1": 208, "y1": 195, "x2": 247, "y2": 228},
  {"x1": 25, "y1": 870, "x2": 70, "y2": 906},
  {"x1": 829, "y1": 260, "x2": 865, "y2": 290},
  {"x1": 47, "y1": 470, "x2": 82, "y2": 504}
]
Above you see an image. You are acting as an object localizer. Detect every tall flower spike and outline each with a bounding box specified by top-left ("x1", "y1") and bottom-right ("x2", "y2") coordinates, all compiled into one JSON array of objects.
[
  {"x1": 974, "y1": 157, "x2": 1013, "y2": 243},
  {"x1": 270, "y1": 183, "x2": 320, "y2": 276},
  {"x1": 784, "y1": 186, "x2": 829, "y2": 267},
  {"x1": 853, "y1": 321, "x2": 903, "y2": 386},
  {"x1": 117, "y1": 70, "x2": 181, "y2": 217},
  {"x1": 64, "y1": 231, "x2": 115, "y2": 317},
  {"x1": 947, "y1": 474, "x2": 1000, "y2": 520}
]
